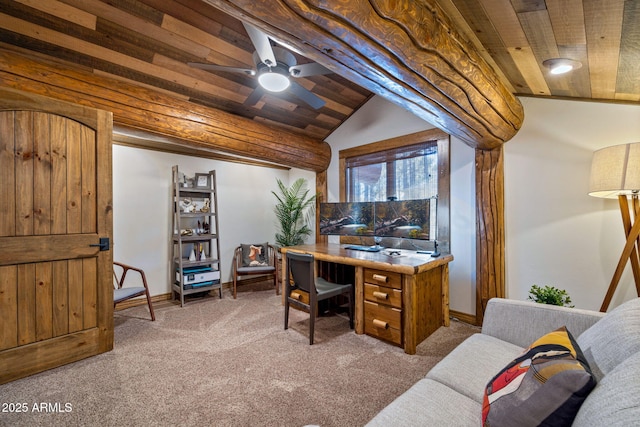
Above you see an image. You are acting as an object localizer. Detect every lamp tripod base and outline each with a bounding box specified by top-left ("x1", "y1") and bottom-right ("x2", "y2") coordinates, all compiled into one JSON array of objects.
[{"x1": 600, "y1": 194, "x2": 640, "y2": 312}]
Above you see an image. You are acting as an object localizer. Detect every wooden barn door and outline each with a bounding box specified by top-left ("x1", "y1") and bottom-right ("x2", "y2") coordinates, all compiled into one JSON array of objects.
[{"x1": 0, "y1": 87, "x2": 113, "y2": 384}]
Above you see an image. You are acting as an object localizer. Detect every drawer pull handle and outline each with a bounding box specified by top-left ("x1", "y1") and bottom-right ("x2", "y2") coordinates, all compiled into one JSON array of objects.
[
  {"x1": 372, "y1": 319, "x2": 389, "y2": 329},
  {"x1": 372, "y1": 274, "x2": 388, "y2": 283},
  {"x1": 372, "y1": 291, "x2": 388, "y2": 300},
  {"x1": 290, "y1": 291, "x2": 302, "y2": 300}
]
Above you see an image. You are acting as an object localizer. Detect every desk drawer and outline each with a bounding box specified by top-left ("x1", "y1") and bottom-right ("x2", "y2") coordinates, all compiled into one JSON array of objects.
[
  {"x1": 364, "y1": 283, "x2": 402, "y2": 309},
  {"x1": 364, "y1": 301, "x2": 402, "y2": 345},
  {"x1": 364, "y1": 268, "x2": 402, "y2": 289},
  {"x1": 289, "y1": 289, "x2": 309, "y2": 305}
]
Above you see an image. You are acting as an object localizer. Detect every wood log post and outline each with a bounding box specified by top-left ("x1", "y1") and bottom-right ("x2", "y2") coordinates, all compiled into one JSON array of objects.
[
  {"x1": 475, "y1": 147, "x2": 505, "y2": 325},
  {"x1": 316, "y1": 170, "x2": 328, "y2": 244}
]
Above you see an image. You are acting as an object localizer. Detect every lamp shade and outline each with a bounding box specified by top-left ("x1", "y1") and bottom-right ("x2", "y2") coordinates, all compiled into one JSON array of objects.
[{"x1": 588, "y1": 142, "x2": 640, "y2": 198}]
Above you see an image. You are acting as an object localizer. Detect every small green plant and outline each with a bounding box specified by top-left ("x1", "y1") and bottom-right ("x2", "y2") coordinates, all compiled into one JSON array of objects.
[{"x1": 528, "y1": 285, "x2": 574, "y2": 308}]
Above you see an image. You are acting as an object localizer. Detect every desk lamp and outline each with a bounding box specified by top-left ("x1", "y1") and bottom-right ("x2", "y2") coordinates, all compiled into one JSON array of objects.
[{"x1": 588, "y1": 142, "x2": 640, "y2": 311}]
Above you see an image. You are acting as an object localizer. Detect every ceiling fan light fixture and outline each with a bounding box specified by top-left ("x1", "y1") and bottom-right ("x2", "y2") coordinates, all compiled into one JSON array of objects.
[
  {"x1": 543, "y1": 58, "x2": 582, "y2": 75},
  {"x1": 258, "y1": 68, "x2": 290, "y2": 92}
]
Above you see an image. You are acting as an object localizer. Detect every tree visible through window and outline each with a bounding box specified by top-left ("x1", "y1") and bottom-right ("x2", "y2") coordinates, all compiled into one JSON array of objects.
[
  {"x1": 346, "y1": 141, "x2": 438, "y2": 202},
  {"x1": 339, "y1": 129, "x2": 449, "y2": 251}
]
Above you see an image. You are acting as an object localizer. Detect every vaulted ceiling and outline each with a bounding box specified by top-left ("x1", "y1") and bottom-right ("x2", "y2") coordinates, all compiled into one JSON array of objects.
[{"x1": 0, "y1": 0, "x2": 637, "y2": 159}]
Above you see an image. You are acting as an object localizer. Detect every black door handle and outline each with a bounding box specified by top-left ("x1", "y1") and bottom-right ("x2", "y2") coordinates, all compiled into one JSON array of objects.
[{"x1": 90, "y1": 237, "x2": 110, "y2": 251}]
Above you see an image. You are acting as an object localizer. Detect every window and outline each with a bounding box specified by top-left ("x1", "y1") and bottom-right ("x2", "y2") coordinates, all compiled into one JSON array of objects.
[
  {"x1": 339, "y1": 129, "x2": 450, "y2": 251},
  {"x1": 345, "y1": 141, "x2": 438, "y2": 202}
]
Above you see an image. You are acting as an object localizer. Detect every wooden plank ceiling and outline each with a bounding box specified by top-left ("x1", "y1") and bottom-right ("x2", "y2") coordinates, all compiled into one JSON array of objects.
[
  {"x1": 0, "y1": 0, "x2": 637, "y2": 157},
  {"x1": 440, "y1": 0, "x2": 640, "y2": 102},
  {"x1": 0, "y1": 0, "x2": 372, "y2": 143}
]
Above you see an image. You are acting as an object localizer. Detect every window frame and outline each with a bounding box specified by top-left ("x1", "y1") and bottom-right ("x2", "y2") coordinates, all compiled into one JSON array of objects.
[{"x1": 339, "y1": 129, "x2": 450, "y2": 252}]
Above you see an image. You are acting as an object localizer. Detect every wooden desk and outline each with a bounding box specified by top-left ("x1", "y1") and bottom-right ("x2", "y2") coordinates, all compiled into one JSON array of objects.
[{"x1": 281, "y1": 244, "x2": 453, "y2": 354}]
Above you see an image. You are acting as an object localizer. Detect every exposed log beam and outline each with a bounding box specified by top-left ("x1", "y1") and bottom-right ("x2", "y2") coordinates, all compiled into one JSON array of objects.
[
  {"x1": 204, "y1": 0, "x2": 524, "y2": 150},
  {"x1": 0, "y1": 48, "x2": 331, "y2": 172},
  {"x1": 112, "y1": 127, "x2": 290, "y2": 170}
]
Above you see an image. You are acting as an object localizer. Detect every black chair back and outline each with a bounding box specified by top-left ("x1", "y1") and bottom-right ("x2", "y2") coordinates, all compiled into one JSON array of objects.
[
  {"x1": 284, "y1": 250, "x2": 353, "y2": 344},
  {"x1": 287, "y1": 251, "x2": 315, "y2": 294}
]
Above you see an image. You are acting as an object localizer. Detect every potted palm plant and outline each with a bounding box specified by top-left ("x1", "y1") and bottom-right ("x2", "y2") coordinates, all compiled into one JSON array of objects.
[
  {"x1": 272, "y1": 178, "x2": 318, "y2": 288},
  {"x1": 272, "y1": 178, "x2": 317, "y2": 248}
]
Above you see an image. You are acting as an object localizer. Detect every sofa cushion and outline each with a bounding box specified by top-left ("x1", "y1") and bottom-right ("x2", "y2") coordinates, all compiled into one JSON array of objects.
[
  {"x1": 572, "y1": 351, "x2": 640, "y2": 427},
  {"x1": 482, "y1": 327, "x2": 596, "y2": 427},
  {"x1": 426, "y1": 333, "x2": 524, "y2": 403},
  {"x1": 365, "y1": 379, "x2": 480, "y2": 427},
  {"x1": 576, "y1": 297, "x2": 640, "y2": 382}
]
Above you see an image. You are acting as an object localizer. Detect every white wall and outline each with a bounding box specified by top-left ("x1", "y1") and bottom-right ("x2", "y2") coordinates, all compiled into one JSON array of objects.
[
  {"x1": 449, "y1": 135, "x2": 477, "y2": 313},
  {"x1": 326, "y1": 94, "x2": 640, "y2": 315},
  {"x1": 113, "y1": 95, "x2": 640, "y2": 314},
  {"x1": 505, "y1": 97, "x2": 640, "y2": 311},
  {"x1": 112, "y1": 145, "x2": 311, "y2": 297},
  {"x1": 325, "y1": 96, "x2": 477, "y2": 315}
]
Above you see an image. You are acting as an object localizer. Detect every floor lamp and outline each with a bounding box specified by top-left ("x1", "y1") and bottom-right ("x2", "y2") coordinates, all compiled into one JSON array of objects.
[{"x1": 588, "y1": 142, "x2": 640, "y2": 312}]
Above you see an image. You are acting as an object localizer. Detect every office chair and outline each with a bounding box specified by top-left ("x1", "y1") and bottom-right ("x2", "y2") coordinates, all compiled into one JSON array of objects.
[{"x1": 284, "y1": 251, "x2": 353, "y2": 344}]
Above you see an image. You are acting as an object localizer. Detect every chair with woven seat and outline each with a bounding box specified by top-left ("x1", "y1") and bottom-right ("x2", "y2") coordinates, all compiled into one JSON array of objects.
[
  {"x1": 284, "y1": 251, "x2": 354, "y2": 344},
  {"x1": 113, "y1": 261, "x2": 155, "y2": 321},
  {"x1": 232, "y1": 243, "x2": 278, "y2": 299}
]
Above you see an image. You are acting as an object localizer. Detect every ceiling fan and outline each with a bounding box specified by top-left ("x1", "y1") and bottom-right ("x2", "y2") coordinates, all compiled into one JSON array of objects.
[{"x1": 188, "y1": 22, "x2": 331, "y2": 109}]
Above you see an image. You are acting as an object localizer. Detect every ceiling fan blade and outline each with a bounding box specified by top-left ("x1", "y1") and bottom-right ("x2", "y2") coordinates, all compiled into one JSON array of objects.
[
  {"x1": 188, "y1": 63, "x2": 255, "y2": 75},
  {"x1": 289, "y1": 62, "x2": 332, "y2": 77},
  {"x1": 242, "y1": 22, "x2": 277, "y2": 67},
  {"x1": 244, "y1": 87, "x2": 264, "y2": 107},
  {"x1": 288, "y1": 81, "x2": 325, "y2": 109}
]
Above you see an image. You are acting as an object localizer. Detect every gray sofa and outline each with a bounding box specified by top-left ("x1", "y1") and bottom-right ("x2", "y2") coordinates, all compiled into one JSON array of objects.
[{"x1": 367, "y1": 297, "x2": 640, "y2": 426}]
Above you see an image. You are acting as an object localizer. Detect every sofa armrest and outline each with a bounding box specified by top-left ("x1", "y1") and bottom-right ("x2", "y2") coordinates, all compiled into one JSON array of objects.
[{"x1": 481, "y1": 298, "x2": 605, "y2": 348}]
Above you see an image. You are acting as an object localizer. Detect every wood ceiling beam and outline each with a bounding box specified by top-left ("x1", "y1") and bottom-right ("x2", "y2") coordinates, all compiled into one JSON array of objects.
[
  {"x1": 112, "y1": 127, "x2": 290, "y2": 170},
  {"x1": 0, "y1": 48, "x2": 331, "y2": 172},
  {"x1": 204, "y1": 0, "x2": 524, "y2": 150}
]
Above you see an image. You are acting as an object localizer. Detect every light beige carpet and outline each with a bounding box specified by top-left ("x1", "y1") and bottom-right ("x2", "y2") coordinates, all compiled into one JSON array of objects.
[{"x1": 0, "y1": 288, "x2": 479, "y2": 427}]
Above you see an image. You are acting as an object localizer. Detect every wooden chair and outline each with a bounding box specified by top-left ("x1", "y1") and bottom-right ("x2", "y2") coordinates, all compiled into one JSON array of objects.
[
  {"x1": 232, "y1": 244, "x2": 278, "y2": 299},
  {"x1": 284, "y1": 251, "x2": 353, "y2": 344},
  {"x1": 113, "y1": 261, "x2": 155, "y2": 321}
]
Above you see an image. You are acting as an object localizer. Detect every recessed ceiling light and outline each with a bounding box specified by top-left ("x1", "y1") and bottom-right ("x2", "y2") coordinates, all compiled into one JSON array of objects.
[{"x1": 542, "y1": 58, "x2": 582, "y2": 75}]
